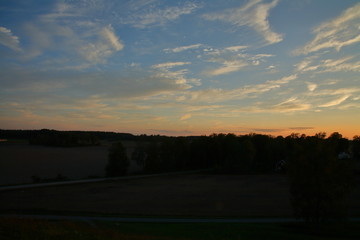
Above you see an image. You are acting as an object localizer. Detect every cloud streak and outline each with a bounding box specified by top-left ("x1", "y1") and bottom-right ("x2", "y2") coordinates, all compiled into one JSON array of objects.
[
  {"x1": 296, "y1": 56, "x2": 360, "y2": 73},
  {"x1": 295, "y1": 3, "x2": 360, "y2": 55},
  {"x1": 17, "y1": 2, "x2": 125, "y2": 67},
  {"x1": 271, "y1": 97, "x2": 311, "y2": 112},
  {"x1": 101, "y1": 25, "x2": 124, "y2": 51},
  {"x1": 180, "y1": 113, "x2": 191, "y2": 121},
  {"x1": 122, "y1": 1, "x2": 200, "y2": 28},
  {"x1": 186, "y1": 74, "x2": 297, "y2": 103},
  {"x1": 319, "y1": 95, "x2": 350, "y2": 108},
  {"x1": 79, "y1": 25, "x2": 124, "y2": 64},
  {"x1": 164, "y1": 44, "x2": 203, "y2": 53},
  {"x1": 203, "y1": 0, "x2": 283, "y2": 45},
  {"x1": 0, "y1": 26, "x2": 22, "y2": 51},
  {"x1": 207, "y1": 60, "x2": 249, "y2": 76},
  {"x1": 203, "y1": 45, "x2": 274, "y2": 76},
  {"x1": 152, "y1": 61, "x2": 191, "y2": 69}
]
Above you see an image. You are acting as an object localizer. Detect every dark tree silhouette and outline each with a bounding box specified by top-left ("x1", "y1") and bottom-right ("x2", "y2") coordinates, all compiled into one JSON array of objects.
[
  {"x1": 352, "y1": 135, "x2": 360, "y2": 160},
  {"x1": 106, "y1": 142, "x2": 129, "y2": 177},
  {"x1": 288, "y1": 137, "x2": 355, "y2": 224}
]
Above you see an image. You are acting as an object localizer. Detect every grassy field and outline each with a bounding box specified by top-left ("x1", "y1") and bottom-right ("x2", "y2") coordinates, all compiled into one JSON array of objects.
[
  {"x1": 1, "y1": 218, "x2": 360, "y2": 240},
  {"x1": 0, "y1": 174, "x2": 292, "y2": 217},
  {"x1": 0, "y1": 143, "x2": 108, "y2": 185},
  {"x1": 1, "y1": 173, "x2": 359, "y2": 217},
  {"x1": 1, "y1": 143, "x2": 359, "y2": 239},
  {"x1": 0, "y1": 142, "x2": 141, "y2": 186}
]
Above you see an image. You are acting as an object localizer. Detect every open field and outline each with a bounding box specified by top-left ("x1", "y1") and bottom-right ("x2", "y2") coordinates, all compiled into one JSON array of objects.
[
  {"x1": 0, "y1": 144, "x2": 108, "y2": 185},
  {"x1": 1, "y1": 174, "x2": 359, "y2": 218},
  {"x1": 0, "y1": 142, "x2": 140, "y2": 186},
  {"x1": 1, "y1": 218, "x2": 360, "y2": 240}
]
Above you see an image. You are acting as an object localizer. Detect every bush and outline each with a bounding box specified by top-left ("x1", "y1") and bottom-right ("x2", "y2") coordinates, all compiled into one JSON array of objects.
[{"x1": 105, "y1": 142, "x2": 129, "y2": 177}]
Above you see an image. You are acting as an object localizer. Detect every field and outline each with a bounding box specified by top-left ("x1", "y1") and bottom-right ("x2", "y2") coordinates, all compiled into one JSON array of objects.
[
  {"x1": 1, "y1": 173, "x2": 360, "y2": 218},
  {"x1": 1, "y1": 148, "x2": 360, "y2": 240},
  {"x1": 0, "y1": 144, "x2": 108, "y2": 185},
  {"x1": 0, "y1": 142, "x2": 140, "y2": 186},
  {"x1": 1, "y1": 218, "x2": 360, "y2": 240}
]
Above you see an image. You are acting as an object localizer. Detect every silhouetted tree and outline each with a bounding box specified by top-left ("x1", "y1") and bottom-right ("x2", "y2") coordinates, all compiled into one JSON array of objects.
[
  {"x1": 327, "y1": 132, "x2": 349, "y2": 155},
  {"x1": 131, "y1": 142, "x2": 147, "y2": 167},
  {"x1": 352, "y1": 135, "x2": 360, "y2": 161},
  {"x1": 315, "y1": 132, "x2": 327, "y2": 139},
  {"x1": 106, "y1": 142, "x2": 129, "y2": 177},
  {"x1": 238, "y1": 139, "x2": 256, "y2": 172},
  {"x1": 251, "y1": 134, "x2": 273, "y2": 172},
  {"x1": 288, "y1": 138, "x2": 354, "y2": 224},
  {"x1": 144, "y1": 141, "x2": 162, "y2": 173},
  {"x1": 189, "y1": 136, "x2": 212, "y2": 169}
]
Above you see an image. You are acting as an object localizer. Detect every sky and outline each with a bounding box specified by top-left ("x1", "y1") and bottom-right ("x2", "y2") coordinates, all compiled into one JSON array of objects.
[{"x1": 0, "y1": 0, "x2": 359, "y2": 138}]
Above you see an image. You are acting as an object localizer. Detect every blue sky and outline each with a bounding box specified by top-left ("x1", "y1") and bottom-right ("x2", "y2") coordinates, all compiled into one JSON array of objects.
[{"x1": 0, "y1": 0, "x2": 359, "y2": 137}]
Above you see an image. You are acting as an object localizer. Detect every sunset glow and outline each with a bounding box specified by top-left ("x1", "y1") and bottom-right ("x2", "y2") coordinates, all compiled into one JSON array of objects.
[{"x1": 1, "y1": 0, "x2": 359, "y2": 138}]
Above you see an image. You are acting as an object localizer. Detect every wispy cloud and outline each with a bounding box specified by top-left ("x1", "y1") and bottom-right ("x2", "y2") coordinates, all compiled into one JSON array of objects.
[
  {"x1": 180, "y1": 113, "x2": 192, "y2": 121},
  {"x1": 294, "y1": 55, "x2": 319, "y2": 72},
  {"x1": 295, "y1": 56, "x2": 360, "y2": 73},
  {"x1": 122, "y1": 1, "x2": 200, "y2": 28},
  {"x1": 187, "y1": 74, "x2": 297, "y2": 103},
  {"x1": 79, "y1": 25, "x2": 124, "y2": 63},
  {"x1": 101, "y1": 25, "x2": 124, "y2": 51},
  {"x1": 207, "y1": 60, "x2": 248, "y2": 76},
  {"x1": 306, "y1": 82, "x2": 317, "y2": 92},
  {"x1": 289, "y1": 127, "x2": 314, "y2": 130},
  {"x1": 203, "y1": 0, "x2": 283, "y2": 45},
  {"x1": 302, "y1": 86, "x2": 360, "y2": 110},
  {"x1": 203, "y1": 45, "x2": 274, "y2": 76},
  {"x1": 271, "y1": 97, "x2": 311, "y2": 112},
  {"x1": 0, "y1": 26, "x2": 22, "y2": 51},
  {"x1": 225, "y1": 45, "x2": 248, "y2": 52},
  {"x1": 252, "y1": 128, "x2": 283, "y2": 133},
  {"x1": 164, "y1": 44, "x2": 203, "y2": 53},
  {"x1": 152, "y1": 61, "x2": 191, "y2": 69},
  {"x1": 308, "y1": 87, "x2": 360, "y2": 97},
  {"x1": 18, "y1": 2, "x2": 125, "y2": 67},
  {"x1": 1, "y1": 65, "x2": 200, "y2": 103},
  {"x1": 319, "y1": 95, "x2": 350, "y2": 108},
  {"x1": 151, "y1": 61, "x2": 200, "y2": 89},
  {"x1": 294, "y1": 3, "x2": 360, "y2": 55}
]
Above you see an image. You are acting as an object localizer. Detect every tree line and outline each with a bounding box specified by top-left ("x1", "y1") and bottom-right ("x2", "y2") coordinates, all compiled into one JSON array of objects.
[
  {"x1": 106, "y1": 131, "x2": 358, "y2": 224},
  {"x1": 109, "y1": 132, "x2": 359, "y2": 176},
  {"x1": 0, "y1": 129, "x2": 135, "y2": 147},
  {"x1": 1, "y1": 128, "x2": 358, "y2": 223}
]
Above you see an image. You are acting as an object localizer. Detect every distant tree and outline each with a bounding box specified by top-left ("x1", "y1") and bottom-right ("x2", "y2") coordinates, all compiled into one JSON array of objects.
[
  {"x1": 315, "y1": 132, "x2": 327, "y2": 139},
  {"x1": 105, "y1": 142, "x2": 129, "y2": 177},
  {"x1": 328, "y1": 132, "x2": 349, "y2": 154},
  {"x1": 288, "y1": 133, "x2": 301, "y2": 139},
  {"x1": 352, "y1": 135, "x2": 360, "y2": 161},
  {"x1": 251, "y1": 134, "x2": 273, "y2": 172},
  {"x1": 218, "y1": 133, "x2": 242, "y2": 173},
  {"x1": 131, "y1": 142, "x2": 147, "y2": 167},
  {"x1": 328, "y1": 132, "x2": 342, "y2": 140},
  {"x1": 189, "y1": 136, "x2": 212, "y2": 169},
  {"x1": 288, "y1": 139, "x2": 354, "y2": 224},
  {"x1": 144, "y1": 141, "x2": 161, "y2": 173},
  {"x1": 238, "y1": 139, "x2": 255, "y2": 172}
]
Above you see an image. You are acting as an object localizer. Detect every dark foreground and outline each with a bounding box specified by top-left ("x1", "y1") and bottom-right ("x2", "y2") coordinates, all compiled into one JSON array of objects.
[
  {"x1": 1, "y1": 217, "x2": 360, "y2": 240},
  {"x1": 1, "y1": 174, "x2": 360, "y2": 240},
  {"x1": 1, "y1": 174, "x2": 359, "y2": 217}
]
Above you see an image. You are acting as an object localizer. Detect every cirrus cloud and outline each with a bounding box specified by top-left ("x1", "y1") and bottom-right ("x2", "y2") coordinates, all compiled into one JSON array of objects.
[
  {"x1": 121, "y1": 1, "x2": 200, "y2": 28},
  {"x1": 0, "y1": 26, "x2": 22, "y2": 52},
  {"x1": 164, "y1": 43, "x2": 203, "y2": 53},
  {"x1": 294, "y1": 3, "x2": 360, "y2": 55},
  {"x1": 203, "y1": 0, "x2": 283, "y2": 45}
]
